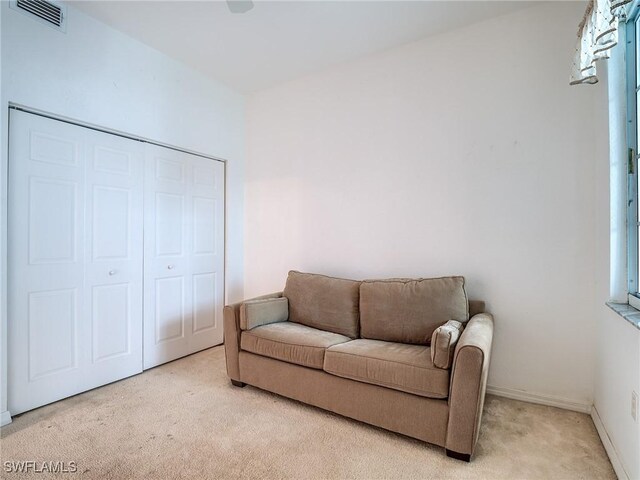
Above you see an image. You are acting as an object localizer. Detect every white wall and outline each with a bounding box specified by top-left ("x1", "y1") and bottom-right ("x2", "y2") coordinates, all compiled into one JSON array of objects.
[
  {"x1": 592, "y1": 44, "x2": 640, "y2": 480},
  {"x1": 0, "y1": 0, "x2": 6, "y2": 427},
  {"x1": 594, "y1": 309, "x2": 640, "y2": 479},
  {"x1": 0, "y1": 3, "x2": 245, "y2": 420},
  {"x1": 245, "y1": 2, "x2": 599, "y2": 407}
]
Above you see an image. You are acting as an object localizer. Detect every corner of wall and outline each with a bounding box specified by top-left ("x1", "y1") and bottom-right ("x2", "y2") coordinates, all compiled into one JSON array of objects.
[
  {"x1": 591, "y1": 405, "x2": 631, "y2": 480},
  {"x1": 0, "y1": 0, "x2": 9, "y2": 422}
]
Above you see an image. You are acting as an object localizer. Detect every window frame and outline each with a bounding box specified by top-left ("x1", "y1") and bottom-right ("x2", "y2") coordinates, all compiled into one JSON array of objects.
[{"x1": 627, "y1": 6, "x2": 640, "y2": 305}]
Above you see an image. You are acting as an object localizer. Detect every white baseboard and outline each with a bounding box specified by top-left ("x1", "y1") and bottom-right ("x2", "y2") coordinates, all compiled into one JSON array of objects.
[
  {"x1": 591, "y1": 406, "x2": 629, "y2": 480},
  {"x1": 0, "y1": 410, "x2": 12, "y2": 427},
  {"x1": 487, "y1": 385, "x2": 592, "y2": 414}
]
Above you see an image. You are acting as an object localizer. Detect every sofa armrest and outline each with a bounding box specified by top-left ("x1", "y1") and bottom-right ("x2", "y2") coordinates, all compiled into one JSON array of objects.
[
  {"x1": 431, "y1": 320, "x2": 464, "y2": 369},
  {"x1": 240, "y1": 297, "x2": 288, "y2": 330},
  {"x1": 223, "y1": 291, "x2": 283, "y2": 381},
  {"x1": 445, "y1": 313, "x2": 494, "y2": 460}
]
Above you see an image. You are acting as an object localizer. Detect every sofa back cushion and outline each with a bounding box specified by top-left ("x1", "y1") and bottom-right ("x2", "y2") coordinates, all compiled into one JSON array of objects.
[
  {"x1": 360, "y1": 277, "x2": 468, "y2": 345},
  {"x1": 283, "y1": 271, "x2": 360, "y2": 338}
]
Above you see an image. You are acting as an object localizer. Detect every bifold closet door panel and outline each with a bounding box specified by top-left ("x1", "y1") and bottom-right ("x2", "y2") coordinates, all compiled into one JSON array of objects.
[
  {"x1": 8, "y1": 110, "x2": 144, "y2": 415},
  {"x1": 83, "y1": 129, "x2": 145, "y2": 386},
  {"x1": 143, "y1": 145, "x2": 224, "y2": 369},
  {"x1": 189, "y1": 155, "x2": 225, "y2": 353}
]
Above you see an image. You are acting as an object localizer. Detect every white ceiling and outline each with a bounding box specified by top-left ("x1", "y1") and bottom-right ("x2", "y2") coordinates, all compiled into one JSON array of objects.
[{"x1": 72, "y1": 1, "x2": 540, "y2": 93}]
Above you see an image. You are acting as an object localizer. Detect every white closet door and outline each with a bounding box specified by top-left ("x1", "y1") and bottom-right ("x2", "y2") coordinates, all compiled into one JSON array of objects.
[
  {"x1": 8, "y1": 110, "x2": 144, "y2": 415},
  {"x1": 84, "y1": 129, "x2": 145, "y2": 386},
  {"x1": 143, "y1": 145, "x2": 224, "y2": 369}
]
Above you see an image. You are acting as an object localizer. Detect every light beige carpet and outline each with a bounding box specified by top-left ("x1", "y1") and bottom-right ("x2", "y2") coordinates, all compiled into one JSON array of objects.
[{"x1": 1, "y1": 347, "x2": 614, "y2": 479}]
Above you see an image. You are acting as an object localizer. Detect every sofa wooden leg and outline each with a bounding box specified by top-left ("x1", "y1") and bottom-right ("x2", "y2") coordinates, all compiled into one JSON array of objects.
[
  {"x1": 445, "y1": 449, "x2": 471, "y2": 462},
  {"x1": 231, "y1": 379, "x2": 246, "y2": 388}
]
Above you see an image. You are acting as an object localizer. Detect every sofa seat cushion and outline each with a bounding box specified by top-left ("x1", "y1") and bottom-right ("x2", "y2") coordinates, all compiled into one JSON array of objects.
[
  {"x1": 323, "y1": 339, "x2": 450, "y2": 399},
  {"x1": 240, "y1": 322, "x2": 351, "y2": 369}
]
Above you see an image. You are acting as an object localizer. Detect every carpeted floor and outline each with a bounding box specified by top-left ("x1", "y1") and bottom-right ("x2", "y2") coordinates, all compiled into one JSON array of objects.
[{"x1": 0, "y1": 346, "x2": 615, "y2": 479}]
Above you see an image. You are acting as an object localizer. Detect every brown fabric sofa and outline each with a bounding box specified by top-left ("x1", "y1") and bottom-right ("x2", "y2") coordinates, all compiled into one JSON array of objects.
[{"x1": 224, "y1": 271, "x2": 494, "y2": 461}]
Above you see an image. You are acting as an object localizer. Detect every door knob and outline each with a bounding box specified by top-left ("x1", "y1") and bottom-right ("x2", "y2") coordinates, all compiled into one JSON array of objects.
[
  {"x1": 108, "y1": 270, "x2": 116, "y2": 276},
  {"x1": 167, "y1": 265, "x2": 174, "y2": 270}
]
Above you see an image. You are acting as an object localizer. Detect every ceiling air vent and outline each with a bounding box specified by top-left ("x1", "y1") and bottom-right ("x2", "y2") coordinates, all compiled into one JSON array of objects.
[{"x1": 10, "y1": 0, "x2": 66, "y2": 32}]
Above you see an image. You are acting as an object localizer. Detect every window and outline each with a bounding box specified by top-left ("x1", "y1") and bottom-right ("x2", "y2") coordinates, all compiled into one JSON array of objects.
[{"x1": 628, "y1": 6, "x2": 640, "y2": 306}]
